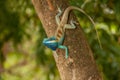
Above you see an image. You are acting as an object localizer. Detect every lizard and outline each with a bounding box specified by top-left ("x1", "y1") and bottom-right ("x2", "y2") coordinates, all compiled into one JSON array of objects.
[{"x1": 43, "y1": 6, "x2": 102, "y2": 59}]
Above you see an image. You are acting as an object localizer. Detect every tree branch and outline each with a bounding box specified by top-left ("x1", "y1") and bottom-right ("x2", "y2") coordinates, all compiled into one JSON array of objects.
[{"x1": 32, "y1": 0, "x2": 102, "y2": 80}]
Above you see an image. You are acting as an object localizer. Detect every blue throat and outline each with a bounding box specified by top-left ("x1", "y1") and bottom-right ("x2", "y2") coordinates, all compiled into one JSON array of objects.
[{"x1": 43, "y1": 37, "x2": 58, "y2": 50}]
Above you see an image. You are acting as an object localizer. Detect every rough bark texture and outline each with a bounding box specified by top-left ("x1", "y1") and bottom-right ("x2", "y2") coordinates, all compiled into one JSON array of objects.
[{"x1": 32, "y1": 0, "x2": 102, "y2": 80}]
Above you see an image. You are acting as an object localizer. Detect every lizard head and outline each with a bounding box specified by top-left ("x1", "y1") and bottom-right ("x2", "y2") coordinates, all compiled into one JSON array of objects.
[{"x1": 43, "y1": 37, "x2": 58, "y2": 50}]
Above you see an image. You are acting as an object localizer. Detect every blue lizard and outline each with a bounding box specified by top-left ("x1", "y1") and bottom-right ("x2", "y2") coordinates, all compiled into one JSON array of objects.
[{"x1": 43, "y1": 6, "x2": 101, "y2": 58}]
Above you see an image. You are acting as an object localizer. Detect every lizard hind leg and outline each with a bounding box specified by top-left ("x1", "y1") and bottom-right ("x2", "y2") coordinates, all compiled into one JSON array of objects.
[
  {"x1": 64, "y1": 20, "x2": 76, "y2": 29},
  {"x1": 55, "y1": 7, "x2": 63, "y2": 25},
  {"x1": 70, "y1": 20, "x2": 77, "y2": 29},
  {"x1": 58, "y1": 45, "x2": 68, "y2": 59}
]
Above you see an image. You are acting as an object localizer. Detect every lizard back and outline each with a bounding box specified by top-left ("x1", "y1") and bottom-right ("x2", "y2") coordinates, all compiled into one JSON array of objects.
[
  {"x1": 55, "y1": 7, "x2": 73, "y2": 42},
  {"x1": 55, "y1": 6, "x2": 102, "y2": 48}
]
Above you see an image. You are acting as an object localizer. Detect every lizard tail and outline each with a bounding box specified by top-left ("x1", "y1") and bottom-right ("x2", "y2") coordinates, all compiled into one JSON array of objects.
[{"x1": 61, "y1": 6, "x2": 102, "y2": 49}]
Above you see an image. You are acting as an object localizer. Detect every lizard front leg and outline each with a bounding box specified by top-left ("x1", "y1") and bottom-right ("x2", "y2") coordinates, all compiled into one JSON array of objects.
[
  {"x1": 60, "y1": 21, "x2": 76, "y2": 58},
  {"x1": 58, "y1": 45, "x2": 68, "y2": 58}
]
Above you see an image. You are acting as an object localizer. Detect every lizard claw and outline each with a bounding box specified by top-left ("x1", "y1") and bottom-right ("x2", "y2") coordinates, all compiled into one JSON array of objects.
[{"x1": 56, "y1": 5, "x2": 62, "y2": 13}]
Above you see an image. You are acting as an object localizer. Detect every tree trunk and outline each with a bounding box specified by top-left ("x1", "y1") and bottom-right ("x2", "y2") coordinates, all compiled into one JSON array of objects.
[{"x1": 32, "y1": 0, "x2": 102, "y2": 80}]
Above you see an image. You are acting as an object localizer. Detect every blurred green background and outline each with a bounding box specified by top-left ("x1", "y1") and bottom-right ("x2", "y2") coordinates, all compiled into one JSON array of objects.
[{"x1": 0, "y1": 0, "x2": 120, "y2": 80}]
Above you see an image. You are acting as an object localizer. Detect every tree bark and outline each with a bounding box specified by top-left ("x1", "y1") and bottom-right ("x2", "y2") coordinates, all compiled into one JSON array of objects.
[{"x1": 32, "y1": 0, "x2": 102, "y2": 80}]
